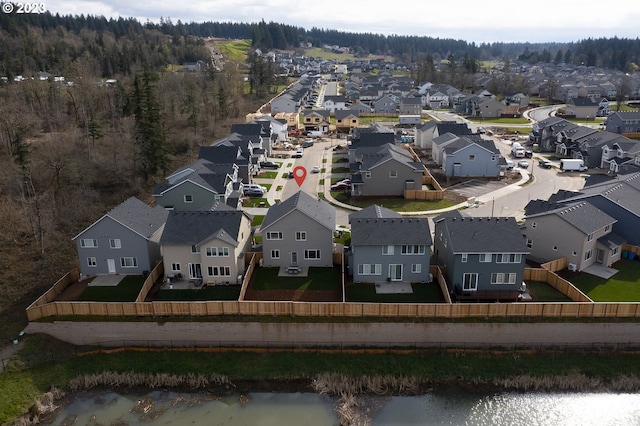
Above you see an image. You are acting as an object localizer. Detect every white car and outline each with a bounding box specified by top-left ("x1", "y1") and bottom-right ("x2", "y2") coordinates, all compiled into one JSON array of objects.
[
  {"x1": 518, "y1": 160, "x2": 529, "y2": 169},
  {"x1": 312, "y1": 165, "x2": 320, "y2": 173}
]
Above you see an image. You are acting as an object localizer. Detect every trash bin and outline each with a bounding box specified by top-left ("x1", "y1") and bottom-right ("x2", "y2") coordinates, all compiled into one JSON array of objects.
[
  {"x1": 629, "y1": 252, "x2": 636, "y2": 260},
  {"x1": 622, "y1": 251, "x2": 629, "y2": 259}
]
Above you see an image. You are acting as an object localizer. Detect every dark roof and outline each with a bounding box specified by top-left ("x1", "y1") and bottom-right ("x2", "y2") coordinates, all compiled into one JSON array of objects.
[
  {"x1": 348, "y1": 204, "x2": 401, "y2": 222},
  {"x1": 527, "y1": 201, "x2": 617, "y2": 234},
  {"x1": 434, "y1": 216, "x2": 528, "y2": 254},
  {"x1": 335, "y1": 109, "x2": 359, "y2": 120},
  {"x1": 198, "y1": 145, "x2": 247, "y2": 165},
  {"x1": 230, "y1": 123, "x2": 262, "y2": 136},
  {"x1": 570, "y1": 97, "x2": 598, "y2": 107},
  {"x1": 261, "y1": 190, "x2": 335, "y2": 231},
  {"x1": 160, "y1": 210, "x2": 248, "y2": 246},
  {"x1": 351, "y1": 216, "x2": 432, "y2": 246}
]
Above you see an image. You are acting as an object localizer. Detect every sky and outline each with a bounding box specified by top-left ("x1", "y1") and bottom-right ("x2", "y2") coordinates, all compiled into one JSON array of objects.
[{"x1": 44, "y1": 0, "x2": 640, "y2": 44}]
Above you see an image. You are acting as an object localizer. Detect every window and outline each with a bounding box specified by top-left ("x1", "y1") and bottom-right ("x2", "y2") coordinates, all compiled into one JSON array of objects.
[
  {"x1": 401, "y1": 245, "x2": 425, "y2": 255},
  {"x1": 496, "y1": 253, "x2": 522, "y2": 263},
  {"x1": 363, "y1": 171, "x2": 371, "y2": 178},
  {"x1": 358, "y1": 264, "x2": 382, "y2": 275},
  {"x1": 184, "y1": 194, "x2": 193, "y2": 203},
  {"x1": 81, "y1": 239, "x2": 98, "y2": 248},
  {"x1": 87, "y1": 257, "x2": 97, "y2": 267},
  {"x1": 389, "y1": 170, "x2": 397, "y2": 178},
  {"x1": 468, "y1": 154, "x2": 475, "y2": 161},
  {"x1": 120, "y1": 257, "x2": 138, "y2": 268},
  {"x1": 382, "y1": 245, "x2": 394, "y2": 255},
  {"x1": 266, "y1": 232, "x2": 283, "y2": 240},
  {"x1": 206, "y1": 247, "x2": 229, "y2": 257},
  {"x1": 531, "y1": 222, "x2": 537, "y2": 229},
  {"x1": 191, "y1": 245, "x2": 200, "y2": 254},
  {"x1": 461, "y1": 254, "x2": 468, "y2": 263},
  {"x1": 492, "y1": 273, "x2": 517, "y2": 284},
  {"x1": 613, "y1": 247, "x2": 619, "y2": 255},
  {"x1": 585, "y1": 249, "x2": 593, "y2": 261},
  {"x1": 605, "y1": 225, "x2": 611, "y2": 232},
  {"x1": 109, "y1": 239, "x2": 121, "y2": 249},
  {"x1": 462, "y1": 273, "x2": 478, "y2": 291},
  {"x1": 295, "y1": 231, "x2": 307, "y2": 241},
  {"x1": 479, "y1": 253, "x2": 492, "y2": 263},
  {"x1": 587, "y1": 233, "x2": 593, "y2": 242},
  {"x1": 271, "y1": 249, "x2": 280, "y2": 259},
  {"x1": 171, "y1": 263, "x2": 181, "y2": 272},
  {"x1": 526, "y1": 239, "x2": 533, "y2": 249},
  {"x1": 207, "y1": 266, "x2": 231, "y2": 276},
  {"x1": 304, "y1": 249, "x2": 321, "y2": 260},
  {"x1": 411, "y1": 264, "x2": 422, "y2": 273}
]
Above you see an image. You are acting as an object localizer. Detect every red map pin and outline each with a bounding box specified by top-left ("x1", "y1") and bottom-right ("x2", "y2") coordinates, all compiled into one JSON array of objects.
[{"x1": 293, "y1": 166, "x2": 307, "y2": 187}]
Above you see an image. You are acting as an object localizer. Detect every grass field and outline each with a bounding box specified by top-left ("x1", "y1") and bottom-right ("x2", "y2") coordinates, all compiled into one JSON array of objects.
[
  {"x1": 77, "y1": 276, "x2": 145, "y2": 302},
  {"x1": 251, "y1": 267, "x2": 340, "y2": 291},
  {"x1": 331, "y1": 192, "x2": 459, "y2": 212},
  {"x1": 526, "y1": 281, "x2": 572, "y2": 302},
  {"x1": 215, "y1": 39, "x2": 251, "y2": 62},
  {"x1": 569, "y1": 259, "x2": 640, "y2": 301}
]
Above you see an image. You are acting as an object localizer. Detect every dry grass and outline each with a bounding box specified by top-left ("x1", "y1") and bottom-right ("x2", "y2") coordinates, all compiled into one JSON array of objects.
[{"x1": 68, "y1": 371, "x2": 233, "y2": 392}]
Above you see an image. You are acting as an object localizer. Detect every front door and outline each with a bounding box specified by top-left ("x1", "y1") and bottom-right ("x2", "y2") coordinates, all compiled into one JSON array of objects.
[
  {"x1": 107, "y1": 259, "x2": 116, "y2": 274},
  {"x1": 291, "y1": 252, "x2": 298, "y2": 266},
  {"x1": 596, "y1": 249, "x2": 605, "y2": 264},
  {"x1": 188, "y1": 263, "x2": 202, "y2": 279}
]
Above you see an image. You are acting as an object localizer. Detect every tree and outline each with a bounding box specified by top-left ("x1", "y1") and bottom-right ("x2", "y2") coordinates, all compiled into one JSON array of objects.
[
  {"x1": 87, "y1": 111, "x2": 104, "y2": 147},
  {"x1": 615, "y1": 76, "x2": 631, "y2": 111},
  {"x1": 131, "y1": 69, "x2": 169, "y2": 181}
]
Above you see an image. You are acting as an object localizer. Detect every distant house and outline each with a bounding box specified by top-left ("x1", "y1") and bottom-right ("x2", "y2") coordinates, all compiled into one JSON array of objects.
[
  {"x1": 373, "y1": 94, "x2": 399, "y2": 114},
  {"x1": 348, "y1": 205, "x2": 432, "y2": 283},
  {"x1": 433, "y1": 211, "x2": 529, "y2": 301},
  {"x1": 335, "y1": 110, "x2": 359, "y2": 133},
  {"x1": 350, "y1": 143, "x2": 424, "y2": 196},
  {"x1": 159, "y1": 210, "x2": 253, "y2": 284},
  {"x1": 323, "y1": 95, "x2": 347, "y2": 113},
  {"x1": 432, "y1": 135, "x2": 502, "y2": 178},
  {"x1": 565, "y1": 97, "x2": 599, "y2": 120},
  {"x1": 261, "y1": 191, "x2": 336, "y2": 269},
  {"x1": 523, "y1": 200, "x2": 621, "y2": 271},
  {"x1": 270, "y1": 94, "x2": 298, "y2": 114},
  {"x1": 415, "y1": 121, "x2": 472, "y2": 150},
  {"x1": 600, "y1": 139, "x2": 640, "y2": 172},
  {"x1": 399, "y1": 97, "x2": 422, "y2": 115},
  {"x1": 73, "y1": 197, "x2": 168, "y2": 278},
  {"x1": 605, "y1": 111, "x2": 640, "y2": 134},
  {"x1": 303, "y1": 109, "x2": 331, "y2": 133}
]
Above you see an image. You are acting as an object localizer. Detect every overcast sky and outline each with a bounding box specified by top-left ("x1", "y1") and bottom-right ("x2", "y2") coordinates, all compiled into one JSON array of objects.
[{"x1": 45, "y1": 0, "x2": 640, "y2": 44}]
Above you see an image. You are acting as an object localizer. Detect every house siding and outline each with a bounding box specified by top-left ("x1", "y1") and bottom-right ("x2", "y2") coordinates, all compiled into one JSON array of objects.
[
  {"x1": 360, "y1": 160, "x2": 422, "y2": 196},
  {"x1": 350, "y1": 245, "x2": 431, "y2": 283},
  {"x1": 154, "y1": 181, "x2": 221, "y2": 211},
  {"x1": 443, "y1": 145, "x2": 501, "y2": 177}
]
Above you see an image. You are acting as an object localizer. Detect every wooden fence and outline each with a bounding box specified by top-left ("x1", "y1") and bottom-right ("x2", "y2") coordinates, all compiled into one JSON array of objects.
[
  {"x1": 136, "y1": 262, "x2": 164, "y2": 303},
  {"x1": 524, "y1": 268, "x2": 591, "y2": 302},
  {"x1": 239, "y1": 253, "x2": 259, "y2": 301},
  {"x1": 402, "y1": 145, "x2": 444, "y2": 200}
]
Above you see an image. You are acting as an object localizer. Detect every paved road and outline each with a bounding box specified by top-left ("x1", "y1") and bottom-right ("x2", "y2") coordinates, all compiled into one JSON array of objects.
[{"x1": 26, "y1": 321, "x2": 640, "y2": 347}]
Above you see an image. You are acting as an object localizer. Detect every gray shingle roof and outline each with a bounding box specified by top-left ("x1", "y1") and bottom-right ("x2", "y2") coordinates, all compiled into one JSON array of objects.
[
  {"x1": 351, "y1": 216, "x2": 432, "y2": 246},
  {"x1": 160, "y1": 210, "x2": 248, "y2": 246},
  {"x1": 261, "y1": 190, "x2": 335, "y2": 231},
  {"x1": 554, "y1": 202, "x2": 617, "y2": 234},
  {"x1": 434, "y1": 215, "x2": 528, "y2": 254},
  {"x1": 348, "y1": 204, "x2": 401, "y2": 222}
]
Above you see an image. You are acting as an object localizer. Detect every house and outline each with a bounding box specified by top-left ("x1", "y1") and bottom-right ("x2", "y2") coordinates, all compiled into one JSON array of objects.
[
  {"x1": 415, "y1": 121, "x2": 472, "y2": 150},
  {"x1": 600, "y1": 139, "x2": 640, "y2": 172},
  {"x1": 201, "y1": 141, "x2": 254, "y2": 184},
  {"x1": 605, "y1": 111, "x2": 640, "y2": 135},
  {"x1": 373, "y1": 94, "x2": 399, "y2": 113},
  {"x1": 73, "y1": 197, "x2": 168, "y2": 278},
  {"x1": 348, "y1": 205, "x2": 432, "y2": 283},
  {"x1": 572, "y1": 130, "x2": 627, "y2": 168},
  {"x1": 335, "y1": 110, "x2": 359, "y2": 133},
  {"x1": 477, "y1": 98, "x2": 505, "y2": 118},
  {"x1": 350, "y1": 143, "x2": 424, "y2": 196},
  {"x1": 303, "y1": 109, "x2": 331, "y2": 133},
  {"x1": 399, "y1": 97, "x2": 422, "y2": 115},
  {"x1": 426, "y1": 90, "x2": 450, "y2": 109},
  {"x1": 431, "y1": 134, "x2": 501, "y2": 178},
  {"x1": 159, "y1": 210, "x2": 253, "y2": 284},
  {"x1": 348, "y1": 101, "x2": 372, "y2": 114},
  {"x1": 554, "y1": 124, "x2": 598, "y2": 157},
  {"x1": 153, "y1": 159, "x2": 242, "y2": 211},
  {"x1": 523, "y1": 200, "x2": 621, "y2": 271},
  {"x1": 565, "y1": 97, "x2": 599, "y2": 120},
  {"x1": 529, "y1": 117, "x2": 574, "y2": 152},
  {"x1": 433, "y1": 211, "x2": 529, "y2": 301},
  {"x1": 260, "y1": 191, "x2": 336, "y2": 269},
  {"x1": 323, "y1": 95, "x2": 347, "y2": 113},
  {"x1": 270, "y1": 94, "x2": 298, "y2": 114}
]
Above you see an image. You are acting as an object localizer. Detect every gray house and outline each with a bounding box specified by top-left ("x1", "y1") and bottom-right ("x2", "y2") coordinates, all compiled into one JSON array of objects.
[
  {"x1": 374, "y1": 94, "x2": 399, "y2": 113},
  {"x1": 159, "y1": 210, "x2": 253, "y2": 284},
  {"x1": 605, "y1": 111, "x2": 640, "y2": 134},
  {"x1": 437, "y1": 137, "x2": 502, "y2": 178},
  {"x1": 261, "y1": 191, "x2": 336, "y2": 269},
  {"x1": 523, "y1": 200, "x2": 621, "y2": 271},
  {"x1": 73, "y1": 197, "x2": 168, "y2": 277},
  {"x1": 348, "y1": 205, "x2": 432, "y2": 283},
  {"x1": 415, "y1": 121, "x2": 472, "y2": 150},
  {"x1": 433, "y1": 211, "x2": 529, "y2": 301},
  {"x1": 399, "y1": 97, "x2": 422, "y2": 115}
]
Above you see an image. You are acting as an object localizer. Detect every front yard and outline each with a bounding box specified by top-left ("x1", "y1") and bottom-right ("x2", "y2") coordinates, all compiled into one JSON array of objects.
[{"x1": 567, "y1": 259, "x2": 640, "y2": 301}]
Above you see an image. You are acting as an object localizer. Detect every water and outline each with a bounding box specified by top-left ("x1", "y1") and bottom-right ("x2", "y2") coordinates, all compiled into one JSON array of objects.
[{"x1": 43, "y1": 390, "x2": 640, "y2": 425}]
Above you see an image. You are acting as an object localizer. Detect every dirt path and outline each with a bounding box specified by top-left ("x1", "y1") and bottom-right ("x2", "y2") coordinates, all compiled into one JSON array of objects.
[{"x1": 0, "y1": 340, "x2": 25, "y2": 373}]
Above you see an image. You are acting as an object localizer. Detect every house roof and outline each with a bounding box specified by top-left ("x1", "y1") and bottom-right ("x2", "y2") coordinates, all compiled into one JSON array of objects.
[
  {"x1": 348, "y1": 204, "x2": 401, "y2": 222},
  {"x1": 73, "y1": 197, "x2": 168, "y2": 241},
  {"x1": 335, "y1": 109, "x2": 359, "y2": 120},
  {"x1": 351, "y1": 216, "x2": 432, "y2": 246},
  {"x1": 356, "y1": 143, "x2": 422, "y2": 172},
  {"x1": 261, "y1": 190, "x2": 335, "y2": 232},
  {"x1": 528, "y1": 201, "x2": 617, "y2": 234},
  {"x1": 434, "y1": 215, "x2": 528, "y2": 254},
  {"x1": 160, "y1": 210, "x2": 248, "y2": 247}
]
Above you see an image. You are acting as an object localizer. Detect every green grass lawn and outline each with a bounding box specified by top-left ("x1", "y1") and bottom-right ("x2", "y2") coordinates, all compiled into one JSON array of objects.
[
  {"x1": 244, "y1": 198, "x2": 270, "y2": 207},
  {"x1": 331, "y1": 192, "x2": 459, "y2": 212},
  {"x1": 466, "y1": 117, "x2": 530, "y2": 124},
  {"x1": 526, "y1": 281, "x2": 572, "y2": 302},
  {"x1": 347, "y1": 283, "x2": 444, "y2": 303},
  {"x1": 569, "y1": 259, "x2": 640, "y2": 301},
  {"x1": 251, "y1": 215, "x2": 265, "y2": 227},
  {"x1": 331, "y1": 166, "x2": 350, "y2": 173},
  {"x1": 333, "y1": 157, "x2": 348, "y2": 163},
  {"x1": 251, "y1": 267, "x2": 340, "y2": 291},
  {"x1": 257, "y1": 171, "x2": 278, "y2": 179},
  {"x1": 77, "y1": 275, "x2": 145, "y2": 302},
  {"x1": 154, "y1": 286, "x2": 240, "y2": 301}
]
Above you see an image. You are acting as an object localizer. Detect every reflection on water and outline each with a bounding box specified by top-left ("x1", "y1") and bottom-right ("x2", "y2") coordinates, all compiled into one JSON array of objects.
[{"x1": 44, "y1": 390, "x2": 640, "y2": 426}]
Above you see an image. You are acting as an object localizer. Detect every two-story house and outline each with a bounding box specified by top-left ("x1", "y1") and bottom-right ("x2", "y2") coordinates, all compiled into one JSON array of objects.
[
  {"x1": 303, "y1": 109, "x2": 331, "y2": 134},
  {"x1": 433, "y1": 211, "x2": 529, "y2": 301},
  {"x1": 399, "y1": 97, "x2": 422, "y2": 115},
  {"x1": 335, "y1": 110, "x2": 359, "y2": 134},
  {"x1": 160, "y1": 210, "x2": 253, "y2": 285},
  {"x1": 73, "y1": 197, "x2": 168, "y2": 278},
  {"x1": 260, "y1": 191, "x2": 336, "y2": 269},
  {"x1": 605, "y1": 111, "x2": 640, "y2": 135},
  {"x1": 348, "y1": 205, "x2": 432, "y2": 283}
]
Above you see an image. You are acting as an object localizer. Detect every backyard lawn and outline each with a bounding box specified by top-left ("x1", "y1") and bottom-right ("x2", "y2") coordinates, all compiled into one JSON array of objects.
[
  {"x1": 77, "y1": 275, "x2": 145, "y2": 302},
  {"x1": 347, "y1": 282, "x2": 445, "y2": 303},
  {"x1": 251, "y1": 267, "x2": 340, "y2": 291},
  {"x1": 569, "y1": 259, "x2": 640, "y2": 301},
  {"x1": 154, "y1": 286, "x2": 241, "y2": 301},
  {"x1": 526, "y1": 281, "x2": 572, "y2": 302}
]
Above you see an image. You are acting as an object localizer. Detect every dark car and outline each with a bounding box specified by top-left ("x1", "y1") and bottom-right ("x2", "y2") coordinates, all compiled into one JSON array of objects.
[
  {"x1": 330, "y1": 182, "x2": 351, "y2": 191},
  {"x1": 260, "y1": 161, "x2": 279, "y2": 169},
  {"x1": 287, "y1": 171, "x2": 294, "y2": 179},
  {"x1": 538, "y1": 159, "x2": 553, "y2": 169},
  {"x1": 245, "y1": 188, "x2": 265, "y2": 197},
  {"x1": 301, "y1": 140, "x2": 314, "y2": 148}
]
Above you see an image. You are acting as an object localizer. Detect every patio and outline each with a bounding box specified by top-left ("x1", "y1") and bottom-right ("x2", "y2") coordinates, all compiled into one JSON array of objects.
[
  {"x1": 374, "y1": 282, "x2": 413, "y2": 294},
  {"x1": 583, "y1": 264, "x2": 619, "y2": 279}
]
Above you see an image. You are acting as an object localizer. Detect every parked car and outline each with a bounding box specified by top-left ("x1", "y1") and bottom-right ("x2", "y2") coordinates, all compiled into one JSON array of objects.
[
  {"x1": 336, "y1": 178, "x2": 351, "y2": 185},
  {"x1": 505, "y1": 160, "x2": 515, "y2": 170},
  {"x1": 538, "y1": 159, "x2": 553, "y2": 169},
  {"x1": 330, "y1": 182, "x2": 351, "y2": 191},
  {"x1": 245, "y1": 188, "x2": 265, "y2": 197},
  {"x1": 301, "y1": 140, "x2": 314, "y2": 148},
  {"x1": 524, "y1": 150, "x2": 533, "y2": 158},
  {"x1": 243, "y1": 184, "x2": 266, "y2": 195},
  {"x1": 287, "y1": 171, "x2": 294, "y2": 179},
  {"x1": 518, "y1": 159, "x2": 529, "y2": 169},
  {"x1": 260, "y1": 161, "x2": 280, "y2": 169},
  {"x1": 312, "y1": 165, "x2": 320, "y2": 173},
  {"x1": 292, "y1": 148, "x2": 304, "y2": 158}
]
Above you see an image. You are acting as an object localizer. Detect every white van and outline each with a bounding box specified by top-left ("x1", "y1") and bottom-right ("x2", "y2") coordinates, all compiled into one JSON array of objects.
[{"x1": 243, "y1": 184, "x2": 266, "y2": 195}]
